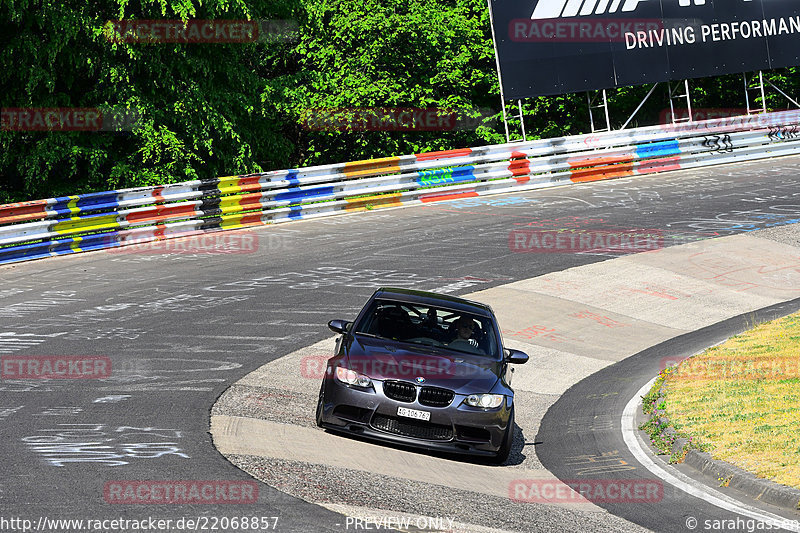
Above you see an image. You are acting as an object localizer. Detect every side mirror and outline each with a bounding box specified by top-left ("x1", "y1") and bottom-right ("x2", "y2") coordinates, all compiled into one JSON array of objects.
[
  {"x1": 505, "y1": 348, "x2": 529, "y2": 365},
  {"x1": 328, "y1": 319, "x2": 350, "y2": 334}
]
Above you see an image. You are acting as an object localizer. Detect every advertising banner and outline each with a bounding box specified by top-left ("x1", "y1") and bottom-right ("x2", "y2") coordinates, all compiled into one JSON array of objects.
[{"x1": 490, "y1": 0, "x2": 800, "y2": 98}]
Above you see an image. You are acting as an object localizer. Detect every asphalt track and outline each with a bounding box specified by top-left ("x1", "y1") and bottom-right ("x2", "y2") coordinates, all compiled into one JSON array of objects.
[
  {"x1": 537, "y1": 297, "x2": 800, "y2": 533},
  {"x1": 2, "y1": 155, "x2": 800, "y2": 532}
]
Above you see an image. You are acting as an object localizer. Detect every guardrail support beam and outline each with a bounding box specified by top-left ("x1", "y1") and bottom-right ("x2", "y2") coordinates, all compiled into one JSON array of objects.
[
  {"x1": 668, "y1": 80, "x2": 692, "y2": 124},
  {"x1": 587, "y1": 89, "x2": 611, "y2": 133}
]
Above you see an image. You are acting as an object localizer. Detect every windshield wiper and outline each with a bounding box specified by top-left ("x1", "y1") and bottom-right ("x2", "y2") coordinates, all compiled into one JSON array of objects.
[{"x1": 354, "y1": 332, "x2": 383, "y2": 339}]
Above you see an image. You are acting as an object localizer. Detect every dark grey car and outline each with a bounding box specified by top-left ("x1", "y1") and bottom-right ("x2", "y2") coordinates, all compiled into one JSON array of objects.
[{"x1": 315, "y1": 287, "x2": 529, "y2": 463}]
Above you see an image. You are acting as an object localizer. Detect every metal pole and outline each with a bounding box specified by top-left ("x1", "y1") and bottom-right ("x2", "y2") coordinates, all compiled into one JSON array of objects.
[
  {"x1": 620, "y1": 83, "x2": 659, "y2": 130},
  {"x1": 486, "y1": 0, "x2": 511, "y2": 143},
  {"x1": 744, "y1": 73, "x2": 752, "y2": 114},
  {"x1": 668, "y1": 82, "x2": 677, "y2": 124},
  {"x1": 684, "y1": 80, "x2": 693, "y2": 122},
  {"x1": 767, "y1": 79, "x2": 800, "y2": 109}
]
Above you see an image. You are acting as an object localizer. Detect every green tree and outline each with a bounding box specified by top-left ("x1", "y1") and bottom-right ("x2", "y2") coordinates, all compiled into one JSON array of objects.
[
  {"x1": 269, "y1": 0, "x2": 503, "y2": 166},
  {"x1": 1, "y1": 0, "x2": 298, "y2": 202}
]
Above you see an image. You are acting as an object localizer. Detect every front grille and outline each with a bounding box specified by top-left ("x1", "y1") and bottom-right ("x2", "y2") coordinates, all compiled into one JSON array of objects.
[
  {"x1": 383, "y1": 380, "x2": 416, "y2": 402},
  {"x1": 371, "y1": 414, "x2": 453, "y2": 441},
  {"x1": 418, "y1": 386, "x2": 455, "y2": 407}
]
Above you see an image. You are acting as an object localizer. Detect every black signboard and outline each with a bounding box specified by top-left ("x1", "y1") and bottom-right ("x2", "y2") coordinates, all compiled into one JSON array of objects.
[{"x1": 490, "y1": 0, "x2": 800, "y2": 98}]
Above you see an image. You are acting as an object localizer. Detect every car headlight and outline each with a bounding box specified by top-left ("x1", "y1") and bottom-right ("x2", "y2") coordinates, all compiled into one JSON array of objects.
[
  {"x1": 335, "y1": 366, "x2": 372, "y2": 388},
  {"x1": 465, "y1": 394, "x2": 504, "y2": 409}
]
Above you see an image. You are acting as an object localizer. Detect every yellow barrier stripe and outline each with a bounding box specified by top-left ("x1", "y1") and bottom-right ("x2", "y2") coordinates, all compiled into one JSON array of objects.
[
  {"x1": 343, "y1": 157, "x2": 401, "y2": 179},
  {"x1": 53, "y1": 214, "x2": 120, "y2": 235},
  {"x1": 218, "y1": 182, "x2": 244, "y2": 195},
  {"x1": 70, "y1": 235, "x2": 83, "y2": 253},
  {"x1": 67, "y1": 196, "x2": 81, "y2": 215},
  {"x1": 220, "y1": 212, "x2": 265, "y2": 229}
]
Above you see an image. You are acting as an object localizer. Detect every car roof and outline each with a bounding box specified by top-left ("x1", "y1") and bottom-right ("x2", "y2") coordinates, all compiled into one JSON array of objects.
[{"x1": 372, "y1": 287, "x2": 494, "y2": 317}]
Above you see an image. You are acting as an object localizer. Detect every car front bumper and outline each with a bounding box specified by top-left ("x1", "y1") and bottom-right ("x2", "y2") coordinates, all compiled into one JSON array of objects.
[{"x1": 318, "y1": 377, "x2": 513, "y2": 456}]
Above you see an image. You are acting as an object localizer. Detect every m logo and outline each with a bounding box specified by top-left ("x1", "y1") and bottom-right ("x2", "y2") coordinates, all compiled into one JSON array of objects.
[{"x1": 530, "y1": 0, "x2": 712, "y2": 19}]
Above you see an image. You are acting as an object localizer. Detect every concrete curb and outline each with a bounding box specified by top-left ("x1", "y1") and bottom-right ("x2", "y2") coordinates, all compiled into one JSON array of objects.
[
  {"x1": 643, "y1": 384, "x2": 800, "y2": 512},
  {"x1": 684, "y1": 450, "x2": 800, "y2": 512}
]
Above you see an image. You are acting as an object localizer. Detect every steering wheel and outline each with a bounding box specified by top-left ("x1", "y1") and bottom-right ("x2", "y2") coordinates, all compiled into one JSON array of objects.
[{"x1": 448, "y1": 338, "x2": 478, "y2": 349}]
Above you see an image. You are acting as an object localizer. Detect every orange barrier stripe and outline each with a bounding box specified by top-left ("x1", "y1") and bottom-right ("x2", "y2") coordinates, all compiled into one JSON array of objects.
[
  {"x1": 344, "y1": 193, "x2": 403, "y2": 212},
  {"x1": 570, "y1": 164, "x2": 634, "y2": 183},
  {"x1": 569, "y1": 155, "x2": 635, "y2": 183},
  {"x1": 569, "y1": 154, "x2": 633, "y2": 168}
]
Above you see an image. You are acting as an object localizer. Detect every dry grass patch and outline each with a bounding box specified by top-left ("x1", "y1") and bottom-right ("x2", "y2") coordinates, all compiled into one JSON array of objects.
[{"x1": 662, "y1": 312, "x2": 800, "y2": 489}]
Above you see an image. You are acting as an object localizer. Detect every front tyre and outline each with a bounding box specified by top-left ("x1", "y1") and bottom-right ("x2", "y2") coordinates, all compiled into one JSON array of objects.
[
  {"x1": 489, "y1": 406, "x2": 514, "y2": 464},
  {"x1": 315, "y1": 382, "x2": 325, "y2": 428}
]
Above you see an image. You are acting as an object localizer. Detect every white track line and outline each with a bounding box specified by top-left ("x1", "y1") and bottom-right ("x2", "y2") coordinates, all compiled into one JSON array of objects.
[{"x1": 622, "y1": 377, "x2": 800, "y2": 532}]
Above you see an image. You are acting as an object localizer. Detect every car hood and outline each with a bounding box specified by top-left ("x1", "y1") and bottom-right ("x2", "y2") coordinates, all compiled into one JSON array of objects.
[{"x1": 344, "y1": 335, "x2": 501, "y2": 393}]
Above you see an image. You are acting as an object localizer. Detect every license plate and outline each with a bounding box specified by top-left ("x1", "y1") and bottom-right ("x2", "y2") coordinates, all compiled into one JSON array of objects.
[{"x1": 397, "y1": 406, "x2": 430, "y2": 421}]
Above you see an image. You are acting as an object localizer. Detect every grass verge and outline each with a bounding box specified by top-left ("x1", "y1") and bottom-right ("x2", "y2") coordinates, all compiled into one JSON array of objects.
[{"x1": 646, "y1": 311, "x2": 800, "y2": 489}]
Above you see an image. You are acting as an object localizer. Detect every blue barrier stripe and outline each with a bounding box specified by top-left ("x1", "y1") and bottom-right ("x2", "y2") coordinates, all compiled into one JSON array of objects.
[
  {"x1": 47, "y1": 232, "x2": 119, "y2": 253},
  {"x1": 74, "y1": 232, "x2": 119, "y2": 249},
  {"x1": 288, "y1": 206, "x2": 304, "y2": 219},
  {"x1": 416, "y1": 166, "x2": 476, "y2": 186},
  {"x1": 636, "y1": 140, "x2": 680, "y2": 158},
  {"x1": 76, "y1": 192, "x2": 121, "y2": 209},
  {"x1": 0, "y1": 241, "x2": 55, "y2": 264},
  {"x1": 286, "y1": 170, "x2": 300, "y2": 187},
  {"x1": 275, "y1": 186, "x2": 335, "y2": 203}
]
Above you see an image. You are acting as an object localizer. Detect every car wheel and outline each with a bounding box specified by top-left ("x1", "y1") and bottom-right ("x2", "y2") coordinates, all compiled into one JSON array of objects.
[
  {"x1": 489, "y1": 406, "x2": 515, "y2": 464},
  {"x1": 315, "y1": 383, "x2": 325, "y2": 428}
]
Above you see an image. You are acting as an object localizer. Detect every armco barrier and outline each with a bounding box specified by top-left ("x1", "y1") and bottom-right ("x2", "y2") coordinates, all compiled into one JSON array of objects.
[{"x1": 2, "y1": 110, "x2": 800, "y2": 265}]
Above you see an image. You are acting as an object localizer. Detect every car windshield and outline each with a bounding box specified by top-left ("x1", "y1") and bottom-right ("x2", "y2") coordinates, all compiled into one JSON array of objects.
[{"x1": 353, "y1": 298, "x2": 500, "y2": 358}]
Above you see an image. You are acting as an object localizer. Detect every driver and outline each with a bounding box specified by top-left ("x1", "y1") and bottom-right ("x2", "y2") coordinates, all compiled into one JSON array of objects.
[{"x1": 449, "y1": 316, "x2": 479, "y2": 348}]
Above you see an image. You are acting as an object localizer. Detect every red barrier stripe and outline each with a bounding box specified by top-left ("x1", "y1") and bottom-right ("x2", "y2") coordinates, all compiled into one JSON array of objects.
[
  {"x1": 0, "y1": 201, "x2": 50, "y2": 224},
  {"x1": 237, "y1": 214, "x2": 264, "y2": 226},
  {"x1": 237, "y1": 175, "x2": 263, "y2": 188},
  {"x1": 125, "y1": 203, "x2": 199, "y2": 224},
  {"x1": 224, "y1": 192, "x2": 264, "y2": 211},
  {"x1": 637, "y1": 156, "x2": 681, "y2": 174},
  {"x1": 420, "y1": 190, "x2": 478, "y2": 203},
  {"x1": 569, "y1": 154, "x2": 633, "y2": 168},
  {"x1": 509, "y1": 151, "x2": 531, "y2": 183},
  {"x1": 415, "y1": 148, "x2": 472, "y2": 162},
  {"x1": 152, "y1": 187, "x2": 166, "y2": 204}
]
